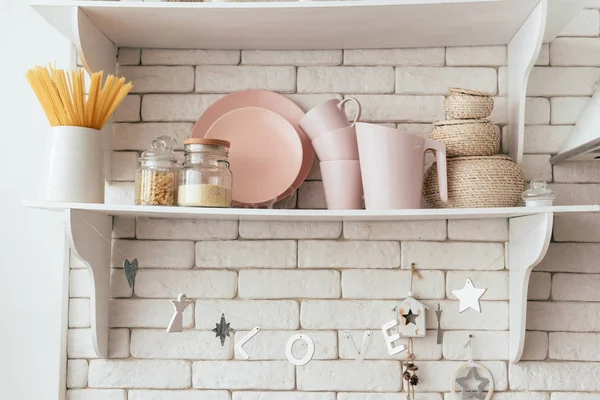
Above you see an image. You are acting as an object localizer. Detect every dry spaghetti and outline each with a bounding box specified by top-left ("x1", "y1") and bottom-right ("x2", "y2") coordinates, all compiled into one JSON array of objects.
[{"x1": 26, "y1": 65, "x2": 133, "y2": 130}]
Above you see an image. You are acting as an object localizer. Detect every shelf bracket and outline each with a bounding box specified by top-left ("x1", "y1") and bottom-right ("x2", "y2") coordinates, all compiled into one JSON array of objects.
[
  {"x1": 507, "y1": 0, "x2": 547, "y2": 164},
  {"x1": 67, "y1": 209, "x2": 112, "y2": 358},
  {"x1": 508, "y1": 212, "x2": 553, "y2": 363}
]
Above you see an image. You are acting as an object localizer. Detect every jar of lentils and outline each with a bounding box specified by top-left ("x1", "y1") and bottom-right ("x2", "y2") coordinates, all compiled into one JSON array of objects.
[
  {"x1": 135, "y1": 136, "x2": 178, "y2": 206},
  {"x1": 178, "y1": 138, "x2": 232, "y2": 207}
]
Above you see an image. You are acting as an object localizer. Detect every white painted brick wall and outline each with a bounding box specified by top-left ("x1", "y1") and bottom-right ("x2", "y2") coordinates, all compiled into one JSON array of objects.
[{"x1": 71, "y1": 13, "x2": 600, "y2": 397}]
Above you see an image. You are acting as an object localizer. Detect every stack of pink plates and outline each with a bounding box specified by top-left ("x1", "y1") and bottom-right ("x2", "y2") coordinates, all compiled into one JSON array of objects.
[{"x1": 191, "y1": 90, "x2": 314, "y2": 207}]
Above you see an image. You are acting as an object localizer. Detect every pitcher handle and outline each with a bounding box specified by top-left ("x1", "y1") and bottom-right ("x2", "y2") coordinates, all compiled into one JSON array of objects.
[
  {"x1": 339, "y1": 97, "x2": 362, "y2": 127},
  {"x1": 424, "y1": 139, "x2": 448, "y2": 203}
]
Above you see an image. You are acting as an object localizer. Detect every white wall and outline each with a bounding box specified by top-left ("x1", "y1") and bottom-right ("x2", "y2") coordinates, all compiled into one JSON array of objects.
[{"x1": 0, "y1": 0, "x2": 73, "y2": 398}]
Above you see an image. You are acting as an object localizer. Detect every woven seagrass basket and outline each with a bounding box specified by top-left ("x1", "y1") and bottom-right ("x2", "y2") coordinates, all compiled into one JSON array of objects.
[
  {"x1": 423, "y1": 155, "x2": 526, "y2": 208},
  {"x1": 444, "y1": 88, "x2": 494, "y2": 120},
  {"x1": 430, "y1": 119, "x2": 499, "y2": 157}
]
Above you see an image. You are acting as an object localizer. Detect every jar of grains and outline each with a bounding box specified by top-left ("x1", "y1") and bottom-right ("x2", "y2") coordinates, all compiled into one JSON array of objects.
[
  {"x1": 178, "y1": 138, "x2": 232, "y2": 207},
  {"x1": 135, "y1": 136, "x2": 178, "y2": 206}
]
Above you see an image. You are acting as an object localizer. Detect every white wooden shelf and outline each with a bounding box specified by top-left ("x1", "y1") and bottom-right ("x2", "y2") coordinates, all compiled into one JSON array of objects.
[{"x1": 23, "y1": 201, "x2": 600, "y2": 363}]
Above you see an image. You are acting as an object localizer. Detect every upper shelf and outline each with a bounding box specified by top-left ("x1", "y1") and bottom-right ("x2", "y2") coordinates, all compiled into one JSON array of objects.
[
  {"x1": 31, "y1": 0, "x2": 581, "y2": 50},
  {"x1": 23, "y1": 201, "x2": 600, "y2": 221}
]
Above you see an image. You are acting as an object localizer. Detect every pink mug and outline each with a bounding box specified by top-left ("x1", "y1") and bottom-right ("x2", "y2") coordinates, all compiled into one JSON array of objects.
[{"x1": 299, "y1": 98, "x2": 362, "y2": 141}]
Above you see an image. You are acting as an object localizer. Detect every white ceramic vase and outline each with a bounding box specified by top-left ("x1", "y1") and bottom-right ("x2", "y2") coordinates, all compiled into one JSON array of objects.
[{"x1": 39, "y1": 126, "x2": 104, "y2": 203}]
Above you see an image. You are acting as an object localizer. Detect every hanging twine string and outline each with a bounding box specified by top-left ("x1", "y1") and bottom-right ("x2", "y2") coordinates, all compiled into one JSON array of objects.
[{"x1": 408, "y1": 263, "x2": 422, "y2": 297}]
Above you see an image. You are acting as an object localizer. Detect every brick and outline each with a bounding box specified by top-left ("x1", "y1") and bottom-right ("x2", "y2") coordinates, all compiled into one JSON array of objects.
[
  {"x1": 114, "y1": 95, "x2": 140, "y2": 122},
  {"x1": 297, "y1": 361, "x2": 401, "y2": 392},
  {"x1": 448, "y1": 219, "x2": 508, "y2": 241},
  {"x1": 554, "y1": 161, "x2": 600, "y2": 183},
  {"x1": 424, "y1": 300, "x2": 508, "y2": 330},
  {"x1": 70, "y1": 269, "x2": 89, "y2": 298},
  {"x1": 242, "y1": 50, "x2": 342, "y2": 66},
  {"x1": 141, "y1": 94, "x2": 224, "y2": 122},
  {"x1": 536, "y1": 44, "x2": 550, "y2": 66},
  {"x1": 111, "y1": 269, "x2": 133, "y2": 298},
  {"x1": 549, "y1": 184, "x2": 600, "y2": 242},
  {"x1": 136, "y1": 218, "x2": 238, "y2": 240},
  {"x1": 113, "y1": 123, "x2": 193, "y2": 151},
  {"x1": 117, "y1": 66, "x2": 194, "y2": 93},
  {"x1": 537, "y1": 243, "x2": 600, "y2": 272},
  {"x1": 527, "y1": 302, "x2": 600, "y2": 331},
  {"x1": 142, "y1": 49, "x2": 240, "y2": 65},
  {"x1": 284, "y1": 93, "x2": 343, "y2": 112},
  {"x1": 193, "y1": 361, "x2": 294, "y2": 390},
  {"x1": 509, "y1": 362, "x2": 600, "y2": 390},
  {"x1": 69, "y1": 298, "x2": 90, "y2": 328},
  {"x1": 338, "y1": 330, "x2": 441, "y2": 361},
  {"x1": 110, "y1": 299, "x2": 193, "y2": 328},
  {"x1": 89, "y1": 360, "x2": 191, "y2": 389},
  {"x1": 111, "y1": 240, "x2": 194, "y2": 269},
  {"x1": 559, "y1": 9, "x2": 600, "y2": 36},
  {"x1": 446, "y1": 394, "x2": 547, "y2": 400},
  {"x1": 306, "y1": 157, "x2": 321, "y2": 180},
  {"x1": 447, "y1": 271, "x2": 508, "y2": 300},
  {"x1": 70, "y1": 250, "x2": 86, "y2": 269},
  {"x1": 298, "y1": 66, "x2": 394, "y2": 94},
  {"x1": 239, "y1": 270, "x2": 340, "y2": 299},
  {"x1": 195, "y1": 300, "x2": 299, "y2": 330},
  {"x1": 411, "y1": 361, "x2": 507, "y2": 391},
  {"x1": 552, "y1": 273, "x2": 600, "y2": 301},
  {"x1": 529, "y1": 272, "x2": 551, "y2": 300},
  {"x1": 117, "y1": 48, "x2": 140, "y2": 65},
  {"x1": 343, "y1": 220, "x2": 446, "y2": 241},
  {"x1": 522, "y1": 331, "x2": 549, "y2": 361},
  {"x1": 344, "y1": 48, "x2": 445, "y2": 66},
  {"x1": 131, "y1": 330, "x2": 232, "y2": 359},
  {"x1": 351, "y1": 95, "x2": 444, "y2": 122},
  {"x1": 234, "y1": 393, "x2": 335, "y2": 400},
  {"x1": 130, "y1": 390, "x2": 230, "y2": 400},
  {"x1": 233, "y1": 330, "x2": 337, "y2": 360},
  {"x1": 444, "y1": 331, "x2": 508, "y2": 360},
  {"x1": 396, "y1": 67, "x2": 497, "y2": 95},
  {"x1": 239, "y1": 221, "x2": 341, "y2": 239},
  {"x1": 401, "y1": 241, "x2": 505, "y2": 270},
  {"x1": 301, "y1": 300, "x2": 397, "y2": 329},
  {"x1": 349, "y1": 395, "x2": 442, "y2": 400},
  {"x1": 552, "y1": 395, "x2": 600, "y2": 400},
  {"x1": 134, "y1": 270, "x2": 237, "y2": 298},
  {"x1": 342, "y1": 270, "x2": 445, "y2": 299},
  {"x1": 446, "y1": 46, "x2": 507, "y2": 66},
  {"x1": 196, "y1": 240, "x2": 296, "y2": 269},
  {"x1": 105, "y1": 182, "x2": 135, "y2": 205},
  {"x1": 552, "y1": 38, "x2": 600, "y2": 66},
  {"x1": 490, "y1": 97, "x2": 550, "y2": 125},
  {"x1": 527, "y1": 67, "x2": 600, "y2": 96},
  {"x1": 550, "y1": 332, "x2": 600, "y2": 361},
  {"x1": 67, "y1": 360, "x2": 88, "y2": 389},
  {"x1": 501, "y1": 125, "x2": 572, "y2": 155},
  {"x1": 397, "y1": 123, "x2": 433, "y2": 136},
  {"x1": 551, "y1": 97, "x2": 589, "y2": 124},
  {"x1": 68, "y1": 328, "x2": 130, "y2": 359},
  {"x1": 110, "y1": 151, "x2": 137, "y2": 181},
  {"x1": 585, "y1": 0, "x2": 600, "y2": 8},
  {"x1": 521, "y1": 154, "x2": 552, "y2": 181},
  {"x1": 298, "y1": 240, "x2": 400, "y2": 269},
  {"x1": 196, "y1": 66, "x2": 295, "y2": 93},
  {"x1": 297, "y1": 181, "x2": 326, "y2": 209},
  {"x1": 66, "y1": 390, "x2": 126, "y2": 400}
]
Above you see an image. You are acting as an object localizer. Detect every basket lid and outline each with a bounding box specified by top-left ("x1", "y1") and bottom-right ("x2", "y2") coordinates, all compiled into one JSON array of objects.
[
  {"x1": 433, "y1": 119, "x2": 490, "y2": 127},
  {"x1": 449, "y1": 88, "x2": 493, "y2": 97}
]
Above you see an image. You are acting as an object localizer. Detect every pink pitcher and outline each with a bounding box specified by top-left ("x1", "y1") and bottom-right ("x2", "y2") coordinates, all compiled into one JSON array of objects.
[{"x1": 356, "y1": 123, "x2": 448, "y2": 210}]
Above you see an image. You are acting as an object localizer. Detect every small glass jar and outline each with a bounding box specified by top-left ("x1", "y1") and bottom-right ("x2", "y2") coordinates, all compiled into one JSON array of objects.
[
  {"x1": 135, "y1": 136, "x2": 178, "y2": 206},
  {"x1": 178, "y1": 138, "x2": 232, "y2": 208},
  {"x1": 522, "y1": 179, "x2": 556, "y2": 207}
]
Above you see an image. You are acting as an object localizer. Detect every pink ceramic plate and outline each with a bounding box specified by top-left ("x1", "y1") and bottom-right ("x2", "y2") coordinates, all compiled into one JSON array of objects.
[
  {"x1": 192, "y1": 89, "x2": 313, "y2": 194},
  {"x1": 205, "y1": 107, "x2": 303, "y2": 206}
]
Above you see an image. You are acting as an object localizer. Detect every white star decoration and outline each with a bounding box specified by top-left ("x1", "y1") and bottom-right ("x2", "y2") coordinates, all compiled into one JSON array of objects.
[{"x1": 452, "y1": 278, "x2": 487, "y2": 313}]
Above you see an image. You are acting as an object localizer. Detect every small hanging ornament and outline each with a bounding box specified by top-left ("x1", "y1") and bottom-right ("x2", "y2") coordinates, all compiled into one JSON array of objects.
[
  {"x1": 402, "y1": 338, "x2": 419, "y2": 400},
  {"x1": 435, "y1": 303, "x2": 443, "y2": 345},
  {"x1": 212, "y1": 313, "x2": 234, "y2": 346},
  {"x1": 396, "y1": 264, "x2": 428, "y2": 337},
  {"x1": 452, "y1": 278, "x2": 487, "y2": 313},
  {"x1": 123, "y1": 258, "x2": 138, "y2": 289},
  {"x1": 166, "y1": 293, "x2": 192, "y2": 333},
  {"x1": 450, "y1": 335, "x2": 494, "y2": 400},
  {"x1": 343, "y1": 330, "x2": 373, "y2": 362}
]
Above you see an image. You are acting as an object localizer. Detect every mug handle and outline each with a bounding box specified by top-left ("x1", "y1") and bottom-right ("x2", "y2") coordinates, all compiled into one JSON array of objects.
[
  {"x1": 338, "y1": 97, "x2": 362, "y2": 127},
  {"x1": 424, "y1": 139, "x2": 448, "y2": 203}
]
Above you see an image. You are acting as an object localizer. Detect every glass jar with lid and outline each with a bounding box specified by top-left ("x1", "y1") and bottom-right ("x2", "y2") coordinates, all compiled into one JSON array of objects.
[
  {"x1": 522, "y1": 179, "x2": 556, "y2": 207},
  {"x1": 135, "y1": 136, "x2": 178, "y2": 206},
  {"x1": 178, "y1": 138, "x2": 232, "y2": 208}
]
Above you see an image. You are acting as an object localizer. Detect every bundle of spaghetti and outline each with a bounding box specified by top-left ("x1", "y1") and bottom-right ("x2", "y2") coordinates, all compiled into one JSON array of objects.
[{"x1": 26, "y1": 65, "x2": 133, "y2": 130}]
